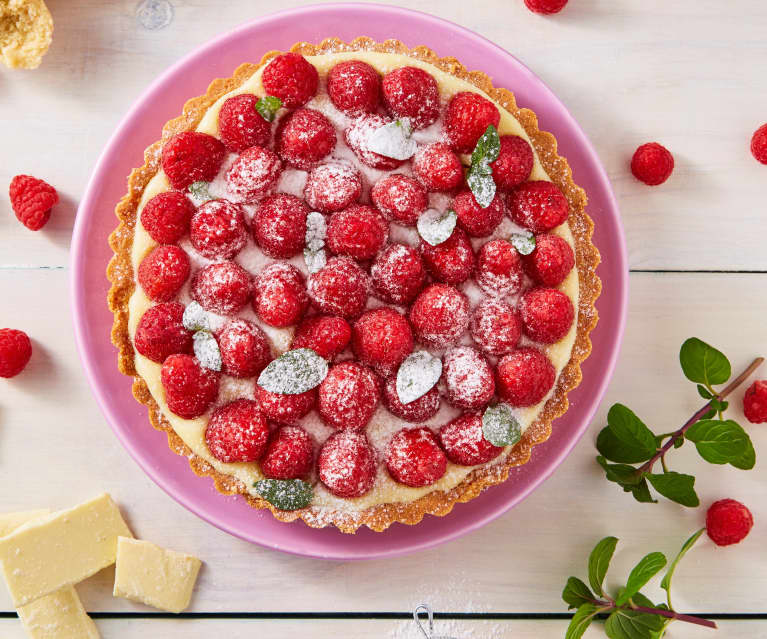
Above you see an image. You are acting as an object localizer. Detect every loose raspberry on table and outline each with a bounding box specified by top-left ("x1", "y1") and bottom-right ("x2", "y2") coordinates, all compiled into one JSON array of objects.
[
  {"x1": 225, "y1": 145, "x2": 282, "y2": 203},
  {"x1": 190, "y1": 199, "x2": 249, "y2": 260},
  {"x1": 0, "y1": 328, "x2": 32, "y2": 378},
  {"x1": 276, "y1": 108, "x2": 336, "y2": 170},
  {"x1": 217, "y1": 93, "x2": 272, "y2": 153},
  {"x1": 140, "y1": 191, "x2": 195, "y2": 244},
  {"x1": 318, "y1": 430, "x2": 377, "y2": 498},
  {"x1": 307, "y1": 256, "x2": 370, "y2": 319},
  {"x1": 326, "y1": 204, "x2": 389, "y2": 261},
  {"x1": 496, "y1": 347, "x2": 555, "y2": 407},
  {"x1": 524, "y1": 0, "x2": 569, "y2": 14},
  {"x1": 252, "y1": 193, "x2": 308, "y2": 259},
  {"x1": 743, "y1": 380, "x2": 767, "y2": 424},
  {"x1": 371, "y1": 243, "x2": 426, "y2": 306},
  {"x1": 161, "y1": 131, "x2": 226, "y2": 191},
  {"x1": 706, "y1": 499, "x2": 754, "y2": 546},
  {"x1": 420, "y1": 226, "x2": 475, "y2": 285},
  {"x1": 386, "y1": 427, "x2": 447, "y2": 487},
  {"x1": 261, "y1": 52, "x2": 318, "y2": 109},
  {"x1": 217, "y1": 318, "x2": 272, "y2": 379},
  {"x1": 439, "y1": 413, "x2": 504, "y2": 466},
  {"x1": 630, "y1": 142, "x2": 674, "y2": 186},
  {"x1": 161, "y1": 353, "x2": 220, "y2": 419},
  {"x1": 491, "y1": 135, "x2": 534, "y2": 190},
  {"x1": 412, "y1": 143, "x2": 464, "y2": 193},
  {"x1": 519, "y1": 287, "x2": 574, "y2": 343},
  {"x1": 470, "y1": 298, "x2": 522, "y2": 356},
  {"x1": 522, "y1": 233, "x2": 575, "y2": 287},
  {"x1": 508, "y1": 180, "x2": 569, "y2": 233},
  {"x1": 318, "y1": 361, "x2": 380, "y2": 430},
  {"x1": 751, "y1": 124, "x2": 767, "y2": 164},
  {"x1": 409, "y1": 283, "x2": 470, "y2": 349},
  {"x1": 453, "y1": 189, "x2": 505, "y2": 237},
  {"x1": 344, "y1": 113, "x2": 407, "y2": 170},
  {"x1": 260, "y1": 425, "x2": 315, "y2": 480},
  {"x1": 352, "y1": 308, "x2": 414, "y2": 376},
  {"x1": 381, "y1": 66, "x2": 440, "y2": 130},
  {"x1": 371, "y1": 174, "x2": 428, "y2": 226},
  {"x1": 191, "y1": 261, "x2": 253, "y2": 316},
  {"x1": 291, "y1": 314, "x2": 351, "y2": 360},
  {"x1": 327, "y1": 59, "x2": 381, "y2": 116},
  {"x1": 205, "y1": 399, "x2": 269, "y2": 463},
  {"x1": 254, "y1": 385, "x2": 316, "y2": 426},
  {"x1": 134, "y1": 302, "x2": 193, "y2": 364},
  {"x1": 304, "y1": 162, "x2": 362, "y2": 213},
  {"x1": 382, "y1": 374, "x2": 441, "y2": 423},
  {"x1": 442, "y1": 346, "x2": 495, "y2": 410},
  {"x1": 445, "y1": 91, "x2": 501, "y2": 154},
  {"x1": 475, "y1": 238, "x2": 524, "y2": 297},
  {"x1": 9, "y1": 175, "x2": 58, "y2": 231},
  {"x1": 253, "y1": 263, "x2": 308, "y2": 328},
  {"x1": 137, "y1": 245, "x2": 190, "y2": 302}
]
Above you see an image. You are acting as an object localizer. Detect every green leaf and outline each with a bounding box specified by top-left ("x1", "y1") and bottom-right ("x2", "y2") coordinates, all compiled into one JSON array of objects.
[
  {"x1": 255, "y1": 95, "x2": 282, "y2": 122},
  {"x1": 566, "y1": 603, "x2": 599, "y2": 639},
  {"x1": 646, "y1": 472, "x2": 699, "y2": 507},
  {"x1": 597, "y1": 426, "x2": 655, "y2": 464},
  {"x1": 417, "y1": 208, "x2": 457, "y2": 246},
  {"x1": 630, "y1": 478, "x2": 656, "y2": 503},
  {"x1": 182, "y1": 301, "x2": 210, "y2": 332},
  {"x1": 605, "y1": 404, "x2": 657, "y2": 461},
  {"x1": 254, "y1": 479, "x2": 312, "y2": 511},
  {"x1": 467, "y1": 124, "x2": 500, "y2": 208},
  {"x1": 605, "y1": 608, "x2": 665, "y2": 639},
  {"x1": 257, "y1": 348, "x2": 328, "y2": 394},
  {"x1": 616, "y1": 552, "x2": 667, "y2": 606},
  {"x1": 699, "y1": 407, "x2": 717, "y2": 420},
  {"x1": 482, "y1": 403, "x2": 521, "y2": 447},
  {"x1": 396, "y1": 351, "x2": 443, "y2": 404},
  {"x1": 597, "y1": 456, "x2": 643, "y2": 486},
  {"x1": 466, "y1": 169, "x2": 496, "y2": 209},
  {"x1": 562, "y1": 577, "x2": 595, "y2": 610},
  {"x1": 588, "y1": 536, "x2": 618, "y2": 596},
  {"x1": 679, "y1": 337, "x2": 731, "y2": 386},
  {"x1": 730, "y1": 436, "x2": 756, "y2": 470},
  {"x1": 697, "y1": 384, "x2": 714, "y2": 399},
  {"x1": 660, "y1": 528, "x2": 704, "y2": 594},
  {"x1": 187, "y1": 180, "x2": 212, "y2": 203},
  {"x1": 510, "y1": 231, "x2": 536, "y2": 255},
  {"x1": 673, "y1": 437, "x2": 684, "y2": 449},
  {"x1": 367, "y1": 118, "x2": 418, "y2": 160},
  {"x1": 193, "y1": 330, "x2": 222, "y2": 372},
  {"x1": 685, "y1": 419, "x2": 749, "y2": 464},
  {"x1": 471, "y1": 123, "x2": 501, "y2": 165}
]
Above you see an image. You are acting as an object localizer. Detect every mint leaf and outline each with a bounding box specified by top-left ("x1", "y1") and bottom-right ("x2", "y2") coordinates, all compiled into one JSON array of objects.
[
  {"x1": 597, "y1": 456, "x2": 643, "y2": 486},
  {"x1": 396, "y1": 351, "x2": 442, "y2": 404},
  {"x1": 697, "y1": 384, "x2": 713, "y2": 399},
  {"x1": 255, "y1": 479, "x2": 312, "y2": 510},
  {"x1": 367, "y1": 118, "x2": 417, "y2": 160},
  {"x1": 604, "y1": 607, "x2": 665, "y2": 639},
  {"x1": 417, "y1": 208, "x2": 457, "y2": 246},
  {"x1": 730, "y1": 437, "x2": 756, "y2": 470},
  {"x1": 646, "y1": 472, "x2": 699, "y2": 507},
  {"x1": 588, "y1": 536, "x2": 618, "y2": 596},
  {"x1": 597, "y1": 426, "x2": 655, "y2": 464},
  {"x1": 255, "y1": 95, "x2": 282, "y2": 122},
  {"x1": 305, "y1": 211, "x2": 327, "y2": 252},
  {"x1": 660, "y1": 528, "x2": 704, "y2": 594},
  {"x1": 566, "y1": 603, "x2": 599, "y2": 639},
  {"x1": 605, "y1": 404, "x2": 657, "y2": 461},
  {"x1": 679, "y1": 338, "x2": 731, "y2": 386},
  {"x1": 471, "y1": 124, "x2": 501, "y2": 166},
  {"x1": 482, "y1": 403, "x2": 521, "y2": 447},
  {"x1": 257, "y1": 348, "x2": 328, "y2": 394},
  {"x1": 562, "y1": 577, "x2": 595, "y2": 609},
  {"x1": 467, "y1": 124, "x2": 500, "y2": 208},
  {"x1": 510, "y1": 231, "x2": 536, "y2": 256},
  {"x1": 182, "y1": 301, "x2": 209, "y2": 332},
  {"x1": 188, "y1": 180, "x2": 212, "y2": 203},
  {"x1": 304, "y1": 247, "x2": 327, "y2": 274},
  {"x1": 193, "y1": 330, "x2": 222, "y2": 372},
  {"x1": 630, "y1": 478, "x2": 656, "y2": 503},
  {"x1": 616, "y1": 552, "x2": 666, "y2": 606},
  {"x1": 684, "y1": 419, "x2": 749, "y2": 464}
]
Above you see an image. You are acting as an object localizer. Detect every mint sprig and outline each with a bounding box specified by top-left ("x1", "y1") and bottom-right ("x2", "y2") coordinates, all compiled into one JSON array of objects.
[
  {"x1": 467, "y1": 124, "x2": 500, "y2": 208},
  {"x1": 188, "y1": 181, "x2": 212, "y2": 203},
  {"x1": 255, "y1": 479, "x2": 312, "y2": 511},
  {"x1": 255, "y1": 95, "x2": 282, "y2": 122}
]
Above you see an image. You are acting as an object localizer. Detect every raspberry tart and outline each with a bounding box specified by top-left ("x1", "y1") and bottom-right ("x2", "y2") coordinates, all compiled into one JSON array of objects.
[{"x1": 108, "y1": 37, "x2": 600, "y2": 533}]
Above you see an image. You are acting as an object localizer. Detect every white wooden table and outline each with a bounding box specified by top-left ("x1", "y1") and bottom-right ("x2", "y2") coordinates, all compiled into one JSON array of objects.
[{"x1": 2, "y1": 1, "x2": 766, "y2": 637}]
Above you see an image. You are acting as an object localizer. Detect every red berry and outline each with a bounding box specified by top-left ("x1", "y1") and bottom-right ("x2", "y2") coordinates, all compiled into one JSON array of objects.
[
  {"x1": 134, "y1": 302, "x2": 193, "y2": 363},
  {"x1": 382, "y1": 374, "x2": 441, "y2": 423},
  {"x1": 508, "y1": 181, "x2": 569, "y2": 232},
  {"x1": 445, "y1": 91, "x2": 501, "y2": 153},
  {"x1": 137, "y1": 245, "x2": 190, "y2": 302},
  {"x1": 327, "y1": 60, "x2": 380, "y2": 116},
  {"x1": 217, "y1": 318, "x2": 271, "y2": 378},
  {"x1": 524, "y1": 0, "x2": 568, "y2": 14},
  {"x1": 318, "y1": 430, "x2": 377, "y2": 498},
  {"x1": 442, "y1": 346, "x2": 495, "y2": 410},
  {"x1": 253, "y1": 263, "x2": 308, "y2": 328},
  {"x1": 496, "y1": 347, "x2": 555, "y2": 407},
  {"x1": 318, "y1": 361, "x2": 380, "y2": 430},
  {"x1": 409, "y1": 284, "x2": 470, "y2": 349},
  {"x1": 420, "y1": 227, "x2": 475, "y2": 285},
  {"x1": 381, "y1": 66, "x2": 440, "y2": 130},
  {"x1": 631, "y1": 142, "x2": 674, "y2": 186},
  {"x1": 161, "y1": 132, "x2": 226, "y2": 191},
  {"x1": 225, "y1": 146, "x2": 282, "y2": 203},
  {"x1": 386, "y1": 427, "x2": 447, "y2": 487},
  {"x1": 308, "y1": 256, "x2": 370, "y2": 319},
  {"x1": 254, "y1": 384, "x2": 316, "y2": 426},
  {"x1": 304, "y1": 162, "x2": 362, "y2": 213},
  {"x1": 252, "y1": 193, "x2": 308, "y2": 259},
  {"x1": 522, "y1": 233, "x2": 575, "y2": 286},
  {"x1": 326, "y1": 204, "x2": 389, "y2": 260},
  {"x1": 0, "y1": 329, "x2": 32, "y2": 378},
  {"x1": 743, "y1": 380, "x2": 767, "y2": 424},
  {"x1": 371, "y1": 174, "x2": 428, "y2": 226},
  {"x1": 205, "y1": 399, "x2": 269, "y2": 463},
  {"x1": 260, "y1": 426, "x2": 314, "y2": 480},
  {"x1": 262, "y1": 53, "x2": 318, "y2": 109},
  {"x1": 439, "y1": 413, "x2": 503, "y2": 466},
  {"x1": 491, "y1": 136, "x2": 534, "y2": 190},
  {"x1": 475, "y1": 239, "x2": 524, "y2": 297},
  {"x1": 453, "y1": 189, "x2": 505, "y2": 237},
  {"x1": 276, "y1": 108, "x2": 336, "y2": 170},
  {"x1": 217, "y1": 93, "x2": 271, "y2": 153},
  {"x1": 352, "y1": 308, "x2": 414, "y2": 376},
  {"x1": 706, "y1": 499, "x2": 754, "y2": 547},
  {"x1": 470, "y1": 299, "x2": 522, "y2": 356},
  {"x1": 751, "y1": 124, "x2": 767, "y2": 164},
  {"x1": 371, "y1": 243, "x2": 426, "y2": 306},
  {"x1": 8, "y1": 175, "x2": 58, "y2": 231},
  {"x1": 412, "y1": 143, "x2": 464, "y2": 192},
  {"x1": 161, "y1": 354, "x2": 220, "y2": 419},
  {"x1": 190, "y1": 199, "x2": 248, "y2": 260},
  {"x1": 344, "y1": 113, "x2": 407, "y2": 170},
  {"x1": 140, "y1": 191, "x2": 194, "y2": 244},
  {"x1": 291, "y1": 315, "x2": 351, "y2": 360},
  {"x1": 191, "y1": 261, "x2": 253, "y2": 316},
  {"x1": 519, "y1": 287, "x2": 574, "y2": 343}
]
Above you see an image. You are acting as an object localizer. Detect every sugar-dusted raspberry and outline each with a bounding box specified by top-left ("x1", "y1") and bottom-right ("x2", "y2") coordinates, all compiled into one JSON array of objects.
[
  {"x1": 134, "y1": 302, "x2": 193, "y2": 363},
  {"x1": 326, "y1": 204, "x2": 389, "y2": 260},
  {"x1": 382, "y1": 66, "x2": 440, "y2": 130},
  {"x1": 409, "y1": 284, "x2": 470, "y2": 349},
  {"x1": 344, "y1": 113, "x2": 407, "y2": 170},
  {"x1": 445, "y1": 91, "x2": 501, "y2": 153},
  {"x1": 743, "y1": 380, "x2": 767, "y2": 424},
  {"x1": 318, "y1": 361, "x2": 380, "y2": 430},
  {"x1": 327, "y1": 59, "x2": 381, "y2": 116},
  {"x1": 706, "y1": 499, "x2": 754, "y2": 547},
  {"x1": 276, "y1": 108, "x2": 336, "y2": 170},
  {"x1": 304, "y1": 162, "x2": 362, "y2": 213},
  {"x1": 205, "y1": 399, "x2": 269, "y2": 463},
  {"x1": 382, "y1": 374, "x2": 441, "y2": 423},
  {"x1": 217, "y1": 318, "x2": 272, "y2": 378},
  {"x1": 253, "y1": 263, "x2": 308, "y2": 328},
  {"x1": 190, "y1": 199, "x2": 248, "y2": 260},
  {"x1": 225, "y1": 146, "x2": 282, "y2": 204},
  {"x1": 453, "y1": 189, "x2": 505, "y2": 237},
  {"x1": 439, "y1": 413, "x2": 504, "y2": 466},
  {"x1": 442, "y1": 346, "x2": 495, "y2": 410},
  {"x1": 318, "y1": 430, "x2": 377, "y2": 498},
  {"x1": 137, "y1": 245, "x2": 190, "y2": 302},
  {"x1": 254, "y1": 384, "x2": 315, "y2": 426},
  {"x1": 252, "y1": 193, "x2": 308, "y2": 259},
  {"x1": 631, "y1": 142, "x2": 674, "y2": 186},
  {"x1": 371, "y1": 243, "x2": 426, "y2": 306},
  {"x1": 352, "y1": 308, "x2": 414, "y2": 376},
  {"x1": 140, "y1": 191, "x2": 195, "y2": 244},
  {"x1": 291, "y1": 315, "x2": 351, "y2": 360},
  {"x1": 519, "y1": 287, "x2": 574, "y2": 343},
  {"x1": 491, "y1": 135, "x2": 534, "y2": 190},
  {"x1": 475, "y1": 239, "x2": 524, "y2": 297},
  {"x1": 420, "y1": 227, "x2": 475, "y2": 285},
  {"x1": 260, "y1": 425, "x2": 315, "y2": 480},
  {"x1": 161, "y1": 354, "x2": 220, "y2": 419},
  {"x1": 161, "y1": 131, "x2": 226, "y2": 191},
  {"x1": 191, "y1": 261, "x2": 253, "y2": 316},
  {"x1": 370, "y1": 174, "x2": 428, "y2": 226},
  {"x1": 386, "y1": 427, "x2": 447, "y2": 487},
  {"x1": 522, "y1": 233, "x2": 575, "y2": 286},
  {"x1": 9, "y1": 175, "x2": 58, "y2": 231},
  {"x1": 524, "y1": 0, "x2": 568, "y2": 14},
  {"x1": 496, "y1": 347, "x2": 555, "y2": 407},
  {"x1": 308, "y1": 256, "x2": 370, "y2": 318},
  {"x1": 470, "y1": 298, "x2": 522, "y2": 356},
  {"x1": 0, "y1": 328, "x2": 32, "y2": 378},
  {"x1": 217, "y1": 93, "x2": 272, "y2": 153},
  {"x1": 261, "y1": 52, "x2": 318, "y2": 109},
  {"x1": 751, "y1": 124, "x2": 767, "y2": 164},
  {"x1": 412, "y1": 143, "x2": 464, "y2": 193},
  {"x1": 508, "y1": 181, "x2": 569, "y2": 233}
]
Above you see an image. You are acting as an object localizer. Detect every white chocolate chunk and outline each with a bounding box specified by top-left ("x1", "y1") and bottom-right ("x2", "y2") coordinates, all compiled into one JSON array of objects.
[
  {"x1": 0, "y1": 510, "x2": 50, "y2": 537},
  {"x1": 17, "y1": 587, "x2": 100, "y2": 639}
]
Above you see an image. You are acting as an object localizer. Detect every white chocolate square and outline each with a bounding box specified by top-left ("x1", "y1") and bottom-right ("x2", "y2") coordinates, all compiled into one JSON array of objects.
[{"x1": 17, "y1": 586, "x2": 100, "y2": 639}]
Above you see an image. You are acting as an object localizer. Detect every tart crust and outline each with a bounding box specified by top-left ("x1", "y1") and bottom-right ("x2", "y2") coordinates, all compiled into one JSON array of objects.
[{"x1": 107, "y1": 37, "x2": 601, "y2": 534}]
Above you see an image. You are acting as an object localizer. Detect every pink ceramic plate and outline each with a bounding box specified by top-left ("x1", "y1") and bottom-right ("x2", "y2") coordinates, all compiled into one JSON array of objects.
[{"x1": 71, "y1": 3, "x2": 627, "y2": 560}]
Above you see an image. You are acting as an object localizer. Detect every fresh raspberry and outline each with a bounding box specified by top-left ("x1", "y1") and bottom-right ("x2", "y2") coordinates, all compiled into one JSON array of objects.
[
  {"x1": 137, "y1": 245, "x2": 190, "y2": 302},
  {"x1": 412, "y1": 143, "x2": 464, "y2": 192},
  {"x1": 439, "y1": 413, "x2": 504, "y2": 466},
  {"x1": 260, "y1": 426, "x2": 314, "y2": 480},
  {"x1": 386, "y1": 427, "x2": 447, "y2": 487},
  {"x1": 453, "y1": 189, "x2": 505, "y2": 237},
  {"x1": 190, "y1": 199, "x2": 248, "y2": 260},
  {"x1": 491, "y1": 136, "x2": 534, "y2": 190},
  {"x1": 140, "y1": 191, "x2": 195, "y2": 244},
  {"x1": 371, "y1": 243, "x2": 426, "y2": 306},
  {"x1": 8, "y1": 175, "x2": 58, "y2": 231},
  {"x1": 381, "y1": 66, "x2": 440, "y2": 130},
  {"x1": 382, "y1": 374, "x2": 441, "y2": 423},
  {"x1": 304, "y1": 162, "x2": 362, "y2": 213},
  {"x1": 370, "y1": 174, "x2": 428, "y2": 226},
  {"x1": 519, "y1": 287, "x2": 574, "y2": 343},
  {"x1": 161, "y1": 354, "x2": 220, "y2": 419},
  {"x1": 217, "y1": 318, "x2": 272, "y2": 378},
  {"x1": 262, "y1": 53, "x2": 319, "y2": 109},
  {"x1": 0, "y1": 329, "x2": 32, "y2": 378},
  {"x1": 276, "y1": 108, "x2": 336, "y2": 170},
  {"x1": 253, "y1": 263, "x2": 308, "y2": 328},
  {"x1": 217, "y1": 93, "x2": 272, "y2": 153},
  {"x1": 254, "y1": 384, "x2": 316, "y2": 426},
  {"x1": 252, "y1": 193, "x2": 308, "y2": 259},
  {"x1": 743, "y1": 380, "x2": 767, "y2": 424},
  {"x1": 508, "y1": 181, "x2": 569, "y2": 232},
  {"x1": 445, "y1": 91, "x2": 501, "y2": 153},
  {"x1": 631, "y1": 142, "x2": 674, "y2": 186},
  {"x1": 134, "y1": 302, "x2": 193, "y2": 363},
  {"x1": 352, "y1": 308, "x2": 414, "y2": 376},
  {"x1": 318, "y1": 430, "x2": 377, "y2": 498},
  {"x1": 344, "y1": 113, "x2": 407, "y2": 170},
  {"x1": 706, "y1": 499, "x2": 754, "y2": 547},
  {"x1": 496, "y1": 347, "x2": 555, "y2": 407},
  {"x1": 522, "y1": 233, "x2": 575, "y2": 286},
  {"x1": 307, "y1": 256, "x2": 370, "y2": 318},
  {"x1": 326, "y1": 204, "x2": 389, "y2": 260},
  {"x1": 205, "y1": 399, "x2": 269, "y2": 463},
  {"x1": 161, "y1": 132, "x2": 226, "y2": 191},
  {"x1": 291, "y1": 315, "x2": 351, "y2": 360},
  {"x1": 751, "y1": 124, "x2": 767, "y2": 164},
  {"x1": 475, "y1": 239, "x2": 524, "y2": 297},
  {"x1": 225, "y1": 146, "x2": 282, "y2": 203},
  {"x1": 318, "y1": 361, "x2": 380, "y2": 430},
  {"x1": 191, "y1": 261, "x2": 253, "y2": 316},
  {"x1": 524, "y1": 0, "x2": 568, "y2": 14},
  {"x1": 419, "y1": 227, "x2": 475, "y2": 285},
  {"x1": 327, "y1": 60, "x2": 381, "y2": 116},
  {"x1": 470, "y1": 298, "x2": 522, "y2": 356},
  {"x1": 409, "y1": 284, "x2": 470, "y2": 349},
  {"x1": 442, "y1": 346, "x2": 495, "y2": 410}
]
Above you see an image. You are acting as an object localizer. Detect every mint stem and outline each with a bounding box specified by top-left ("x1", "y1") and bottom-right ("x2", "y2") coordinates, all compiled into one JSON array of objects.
[{"x1": 630, "y1": 605, "x2": 717, "y2": 629}]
